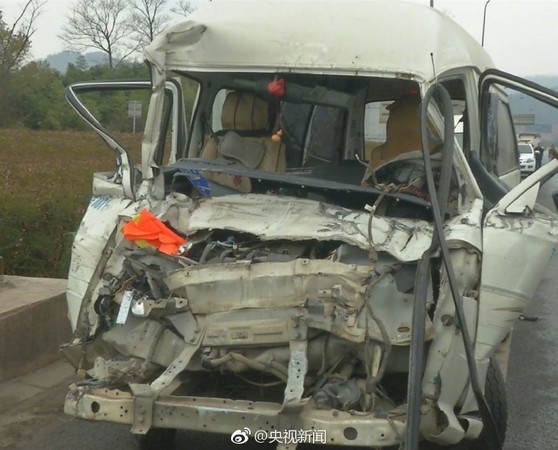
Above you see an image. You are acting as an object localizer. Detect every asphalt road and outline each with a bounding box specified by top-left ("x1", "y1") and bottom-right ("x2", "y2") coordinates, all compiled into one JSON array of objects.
[{"x1": 502, "y1": 249, "x2": 558, "y2": 450}]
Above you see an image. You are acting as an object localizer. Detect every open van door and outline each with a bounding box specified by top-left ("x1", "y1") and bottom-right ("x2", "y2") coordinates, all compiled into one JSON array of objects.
[
  {"x1": 476, "y1": 69, "x2": 558, "y2": 364},
  {"x1": 64, "y1": 79, "x2": 187, "y2": 330},
  {"x1": 66, "y1": 79, "x2": 187, "y2": 199}
]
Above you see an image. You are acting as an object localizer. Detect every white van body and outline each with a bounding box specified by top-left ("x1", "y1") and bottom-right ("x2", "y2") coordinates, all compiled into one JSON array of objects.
[{"x1": 62, "y1": 2, "x2": 558, "y2": 449}]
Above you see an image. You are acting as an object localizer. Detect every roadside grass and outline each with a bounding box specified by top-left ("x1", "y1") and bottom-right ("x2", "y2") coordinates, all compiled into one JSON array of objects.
[{"x1": 0, "y1": 128, "x2": 141, "y2": 277}]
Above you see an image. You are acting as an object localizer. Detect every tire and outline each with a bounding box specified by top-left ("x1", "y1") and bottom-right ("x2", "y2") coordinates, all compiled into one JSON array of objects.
[
  {"x1": 423, "y1": 357, "x2": 507, "y2": 450},
  {"x1": 134, "y1": 428, "x2": 177, "y2": 450},
  {"x1": 464, "y1": 356, "x2": 508, "y2": 449}
]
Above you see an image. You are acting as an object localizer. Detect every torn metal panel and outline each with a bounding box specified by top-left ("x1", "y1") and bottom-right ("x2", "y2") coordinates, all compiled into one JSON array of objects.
[
  {"x1": 423, "y1": 296, "x2": 478, "y2": 445},
  {"x1": 102, "y1": 316, "x2": 186, "y2": 368},
  {"x1": 66, "y1": 195, "x2": 133, "y2": 330},
  {"x1": 362, "y1": 269, "x2": 436, "y2": 345},
  {"x1": 475, "y1": 211, "x2": 558, "y2": 361},
  {"x1": 185, "y1": 194, "x2": 434, "y2": 262},
  {"x1": 165, "y1": 258, "x2": 370, "y2": 314},
  {"x1": 421, "y1": 248, "x2": 481, "y2": 409},
  {"x1": 444, "y1": 197, "x2": 484, "y2": 252}
]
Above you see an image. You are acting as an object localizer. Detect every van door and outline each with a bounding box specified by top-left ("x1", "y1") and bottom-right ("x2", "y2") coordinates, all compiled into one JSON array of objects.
[
  {"x1": 64, "y1": 79, "x2": 187, "y2": 330},
  {"x1": 66, "y1": 79, "x2": 187, "y2": 198},
  {"x1": 476, "y1": 69, "x2": 558, "y2": 362}
]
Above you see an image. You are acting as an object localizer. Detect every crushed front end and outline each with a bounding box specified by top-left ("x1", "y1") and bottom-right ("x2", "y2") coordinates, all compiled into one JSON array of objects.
[{"x1": 62, "y1": 190, "x2": 456, "y2": 447}]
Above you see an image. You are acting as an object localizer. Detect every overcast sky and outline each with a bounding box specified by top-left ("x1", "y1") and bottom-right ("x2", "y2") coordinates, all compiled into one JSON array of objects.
[{"x1": 3, "y1": 0, "x2": 558, "y2": 77}]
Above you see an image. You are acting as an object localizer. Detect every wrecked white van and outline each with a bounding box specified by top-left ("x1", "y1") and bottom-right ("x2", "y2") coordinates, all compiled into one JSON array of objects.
[{"x1": 61, "y1": 1, "x2": 558, "y2": 449}]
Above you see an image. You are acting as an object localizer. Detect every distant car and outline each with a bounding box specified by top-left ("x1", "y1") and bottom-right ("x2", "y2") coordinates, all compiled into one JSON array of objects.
[{"x1": 519, "y1": 142, "x2": 536, "y2": 175}]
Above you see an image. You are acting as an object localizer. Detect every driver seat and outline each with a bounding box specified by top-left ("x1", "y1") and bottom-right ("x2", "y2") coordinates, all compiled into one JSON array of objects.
[
  {"x1": 362, "y1": 94, "x2": 422, "y2": 184},
  {"x1": 200, "y1": 91, "x2": 286, "y2": 192}
]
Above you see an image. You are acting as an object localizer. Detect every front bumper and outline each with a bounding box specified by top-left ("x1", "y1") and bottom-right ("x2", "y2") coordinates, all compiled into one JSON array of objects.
[{"x1": 65, "y1": 386, "x2": 405, "y2": 447}]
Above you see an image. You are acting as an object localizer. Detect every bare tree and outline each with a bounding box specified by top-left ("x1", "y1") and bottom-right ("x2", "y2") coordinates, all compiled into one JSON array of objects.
[
  {"x1": 130, "y1": 0, "x2": 170, "y2": 45},
  {"x1": 170, "y1": 0, "x2": 195, "y2": 18},
  {"x1": 0, "y1": 0, "x2": 45, "y2": 81},
  {"x1": 60, "y1": 0, "x2": 138, "y2": 69}
]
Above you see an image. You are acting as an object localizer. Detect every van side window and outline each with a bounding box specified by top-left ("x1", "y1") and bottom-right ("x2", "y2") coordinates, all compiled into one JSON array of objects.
[
  {"x1": 439, "y1": 78, "x2": 468, "y2": 155},
  {"x1": 482, "y1": 93, "x2": 518, "y2": 176}
]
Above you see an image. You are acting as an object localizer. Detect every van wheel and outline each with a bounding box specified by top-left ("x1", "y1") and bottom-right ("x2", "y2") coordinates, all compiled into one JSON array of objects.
[
  {"x1": 134, "y1": 428, "x2": 176, "y2": 450},
  {"x1": 424, "y1": 357, "x2": 508, "y2": 450},
  {"x1": 462, "y1": 357, "x2": 507, "y2": 449}
]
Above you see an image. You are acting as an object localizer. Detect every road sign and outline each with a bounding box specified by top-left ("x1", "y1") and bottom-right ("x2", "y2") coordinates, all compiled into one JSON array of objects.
[
  {"x1": 128, "y1": 100, "x2": 142, "y2": 118},
  {"x1": 128, "y1": 100, "x2": 142, "y2": 133}
]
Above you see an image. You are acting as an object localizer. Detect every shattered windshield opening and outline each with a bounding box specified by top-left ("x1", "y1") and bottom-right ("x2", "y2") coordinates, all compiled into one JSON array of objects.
[
  {"x1": 169, "y1": 157, "x2": 434, "y2": 216},
  {"x1": 167, "y1": 74, "x2": 461, "y2": 219}
]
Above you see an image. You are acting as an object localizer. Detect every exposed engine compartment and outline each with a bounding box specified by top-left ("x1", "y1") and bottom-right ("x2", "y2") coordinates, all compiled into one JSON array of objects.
[{"x1": 67, "y1": 215, "x2": 440, "y2": 419}]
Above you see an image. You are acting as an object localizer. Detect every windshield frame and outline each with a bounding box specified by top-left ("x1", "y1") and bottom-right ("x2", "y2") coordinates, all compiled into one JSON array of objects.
[{"x1": 170, "y1": 157, "x2": 433, "y2": 208}]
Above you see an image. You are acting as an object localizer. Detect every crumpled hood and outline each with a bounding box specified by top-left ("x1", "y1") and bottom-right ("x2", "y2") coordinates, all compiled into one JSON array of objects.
[{"x1": 174, "y1": 194, "x2": 434, "y2": 262}]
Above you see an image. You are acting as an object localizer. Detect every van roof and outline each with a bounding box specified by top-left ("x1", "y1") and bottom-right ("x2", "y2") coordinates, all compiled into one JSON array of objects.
[{"x1": 145, "y1": 0, "x2": 494, "y2": 81}]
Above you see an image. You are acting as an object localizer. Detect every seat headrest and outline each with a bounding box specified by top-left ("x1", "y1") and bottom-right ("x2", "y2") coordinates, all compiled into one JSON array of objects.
[
  {"x1": 385, "y1": 94, "x2": 421, "y2": 151},
  {"x1": 221, "y1": 91, "x2": 270, "y2": 131}
]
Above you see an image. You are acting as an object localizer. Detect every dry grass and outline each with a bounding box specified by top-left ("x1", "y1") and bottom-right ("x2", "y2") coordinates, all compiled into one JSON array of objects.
[{"x1": 0, "y1": 128, "x2": 142, "y2": 277}]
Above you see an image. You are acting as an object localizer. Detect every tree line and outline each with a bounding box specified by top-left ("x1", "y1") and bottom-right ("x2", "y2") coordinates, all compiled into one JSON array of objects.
[
  {"x1": 2, "y1": 57, "x2": 152, "y2": 130},
  {"x1": 0, "y1": 0, "x2": 194, "y2": 130}
]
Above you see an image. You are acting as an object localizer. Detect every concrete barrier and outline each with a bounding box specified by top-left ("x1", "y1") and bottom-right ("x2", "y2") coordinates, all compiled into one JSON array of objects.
[{"x1": 0, "y1": 276, "x2": 71, "y2": 382}]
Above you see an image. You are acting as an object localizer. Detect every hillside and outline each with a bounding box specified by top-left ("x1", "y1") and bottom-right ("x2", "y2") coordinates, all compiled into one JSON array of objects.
[{"x1": 43, "y1": 51, "x2": 108, "y2": 74}]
